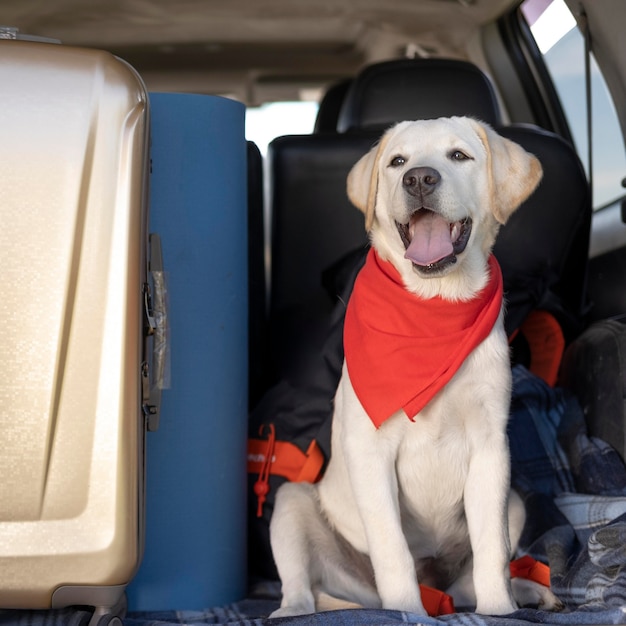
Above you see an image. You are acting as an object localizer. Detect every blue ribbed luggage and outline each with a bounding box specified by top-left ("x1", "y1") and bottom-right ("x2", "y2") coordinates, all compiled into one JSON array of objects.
[{"x1": 126, "y1": 93, "x2": 248, "y2": 611}]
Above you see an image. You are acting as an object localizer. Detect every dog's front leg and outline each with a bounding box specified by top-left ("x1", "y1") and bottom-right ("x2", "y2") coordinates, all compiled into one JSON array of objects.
[
  {"x1": 338, "y1": 380, "x2": 426, "y2": 615},
  {"x1": 346, "y1": 441, "x2": 426, "y2": 614},
  {"x1": 464, "y1": 429, "x2": 517, "y2": 615}
]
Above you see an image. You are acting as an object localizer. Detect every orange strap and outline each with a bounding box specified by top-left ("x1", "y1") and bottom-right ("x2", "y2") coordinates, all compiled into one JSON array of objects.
[
  {"x1": 510, "y1": 555, "x2": 551, "y2": 588},
  {"x1": 248, "y1": 438, "x2": 324, "y2": 482},
  {"x1": 421, "y1": 557, "x2": 550, "y2": 617},
  {"x1": 420, "y1": 585, "x2": 455, "y2": 616},
  {"x1": 248, "y1": 426, "x2": 325, "y2": 517},
  {"x1": 516, "y1": 310, "x2": 565, "y2": 387}
]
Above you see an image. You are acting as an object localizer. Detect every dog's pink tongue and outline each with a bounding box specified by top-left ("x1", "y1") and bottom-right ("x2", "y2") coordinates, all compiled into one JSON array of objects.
[{"x1": 404, "y1": 211, "x2": 453, "y2": 266}]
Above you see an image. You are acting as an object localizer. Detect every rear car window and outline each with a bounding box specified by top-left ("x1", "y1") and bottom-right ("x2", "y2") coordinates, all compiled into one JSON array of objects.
[{"x1": 521, "y1": 0, "x2": 626, "y2": 211}]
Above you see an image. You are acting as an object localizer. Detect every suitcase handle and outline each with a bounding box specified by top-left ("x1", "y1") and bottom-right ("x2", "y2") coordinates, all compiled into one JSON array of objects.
[{"x1": 143, "y1": 233, "x2": 169, "y2": 431}]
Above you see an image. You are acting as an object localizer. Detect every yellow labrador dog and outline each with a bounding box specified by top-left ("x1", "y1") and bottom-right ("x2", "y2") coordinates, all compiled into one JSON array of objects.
[{"x1": 270, "y1": 117, "x2": 561, "y2": 617}]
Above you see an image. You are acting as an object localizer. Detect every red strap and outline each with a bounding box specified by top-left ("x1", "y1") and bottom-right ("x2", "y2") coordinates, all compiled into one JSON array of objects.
[
  {"x1": 421, "y1": 557, "x2": 550, "y2": 616},
  {"x1": 510, "y1": 555, "x2": 551, "y2": 587},
  {"x1": 517, "y1": 310, "x2": 565, "y2": 387},
  {"x1": 248, "y1": 438, "x2": 324, "y2": 482},
  {"x1": 419, "y1": 584, "x2": 455, "y2": 616},
  {"x1": 248, "y1": 426, "x2": 325, "y2": 517}
]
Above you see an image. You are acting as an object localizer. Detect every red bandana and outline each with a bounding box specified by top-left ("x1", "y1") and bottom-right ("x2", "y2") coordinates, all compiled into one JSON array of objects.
[{"x1": 344, "y1": 250, "x2": 503, "y2": 428}]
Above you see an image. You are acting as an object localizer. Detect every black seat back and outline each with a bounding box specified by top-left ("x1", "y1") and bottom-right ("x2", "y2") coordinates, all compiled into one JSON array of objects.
[
  {"x1": 266, "y1": 58, "x2": 504, "y2": 387},
  {"x1": 494, "y1": 125, "x2": 591, "y2": 337},
  {"x1": 268, "y1": 132, "x2": 374, "y2": 384}
]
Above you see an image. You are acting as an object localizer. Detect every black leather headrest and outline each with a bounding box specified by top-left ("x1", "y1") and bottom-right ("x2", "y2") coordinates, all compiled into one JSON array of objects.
[
  {"x1": 314, "y1": 79, "x2": 352, "y2": 133},
  {"x1": 337, "y1": 58, "x2": 501, "y2": 132}
]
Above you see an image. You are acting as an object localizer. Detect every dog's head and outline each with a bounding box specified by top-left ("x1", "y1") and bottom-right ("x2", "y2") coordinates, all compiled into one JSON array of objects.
[{"x1": 347, "y1": 117, "x2": 543, "y2": 300}]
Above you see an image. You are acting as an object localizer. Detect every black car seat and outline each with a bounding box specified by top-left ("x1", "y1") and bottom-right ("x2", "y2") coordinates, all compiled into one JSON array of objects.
[
  {"x1": 267, "y1": 60, "x2": 592, "y2": 391},
  {"x1": 266, "y1": 58, "x2": 513, "y2": 389}
]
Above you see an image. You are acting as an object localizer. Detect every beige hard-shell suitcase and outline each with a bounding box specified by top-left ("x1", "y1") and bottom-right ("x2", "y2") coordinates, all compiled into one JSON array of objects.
[{"x1": 0, "y1": 38, "x2": 162, "y2": 624}]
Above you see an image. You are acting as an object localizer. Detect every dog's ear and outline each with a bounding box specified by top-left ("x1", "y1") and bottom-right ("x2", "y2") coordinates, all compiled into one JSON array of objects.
[
  {"x1": 470, "y1": 119, "x2": 543, "y2": 225},
  {"x1": 347, "y1": 131, "x2": 391, "y2": 232}
]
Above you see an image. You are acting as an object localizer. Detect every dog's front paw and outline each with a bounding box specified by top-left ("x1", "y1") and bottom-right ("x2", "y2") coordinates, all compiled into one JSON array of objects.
[
  {"x1": 475, "y1": 594, "x2": 517, "y2": 616},
  {"x1": 380, "y1": 588, "x2": 427, "y2": 616},
  {"x1": 385, "y1": 600, "x2": 428, "y2": 617},
  {"x1": 271, "y1": 589, "x2": 316, "y2": 618},
  {"x1": 476, "y1": 600, "x2": 517, "y2": 616},
  {"x1": 474, "y1": 576, "x2": 518, "y2": 616},
  {"x1": 270, "y1": 605, "x2": 313, "y2": 619}
]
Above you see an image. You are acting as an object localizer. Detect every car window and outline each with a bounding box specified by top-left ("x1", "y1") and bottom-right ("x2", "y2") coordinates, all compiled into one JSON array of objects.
[
  {"x1": 521, "y1": 0, "x2": 626, "y2": 210},
  {"x1": 246, "y1": 101, "x2": 319, "y2": 156}
]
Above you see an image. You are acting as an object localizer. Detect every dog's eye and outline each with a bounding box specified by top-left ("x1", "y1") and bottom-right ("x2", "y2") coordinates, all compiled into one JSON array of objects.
[
  {"x1": 389, "y1": 156, "x2": 406, "y2": 167},
  {"x1": 449, "y1": 150, "x2": 472, "y2": 162}
]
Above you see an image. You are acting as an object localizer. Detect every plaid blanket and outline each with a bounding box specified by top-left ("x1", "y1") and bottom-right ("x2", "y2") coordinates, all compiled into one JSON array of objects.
[
  {"x1": 4, "y1": 365, "x2": 626, "y2": 626},
  {"x1": 509, "y1": 365, "x2": 626, "y2": 614}
]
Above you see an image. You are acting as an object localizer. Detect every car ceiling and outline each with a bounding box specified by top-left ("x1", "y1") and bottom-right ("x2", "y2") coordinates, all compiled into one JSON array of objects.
[{"x1": 2, "y1": 0, "x2": 519, "y2": 104}]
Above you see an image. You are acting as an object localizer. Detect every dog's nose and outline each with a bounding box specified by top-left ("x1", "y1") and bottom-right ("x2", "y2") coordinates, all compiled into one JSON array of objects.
[{"x1": 402, "y1": 167, "x2": 441, "y2": 196}]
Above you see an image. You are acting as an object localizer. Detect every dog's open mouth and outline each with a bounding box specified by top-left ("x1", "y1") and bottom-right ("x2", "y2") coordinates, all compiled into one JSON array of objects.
[{"x1": 396, "y1": 208, "x2": 472, "y2": 274}]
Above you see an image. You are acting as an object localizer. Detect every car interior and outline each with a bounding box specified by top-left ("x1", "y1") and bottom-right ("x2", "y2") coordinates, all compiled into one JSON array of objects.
[{"x1": 2, "y1": 0, "x2": 626, "y2": 624}]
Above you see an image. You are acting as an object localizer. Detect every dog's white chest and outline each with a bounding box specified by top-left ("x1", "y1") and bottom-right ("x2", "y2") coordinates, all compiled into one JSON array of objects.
[{"x1": 393, "y1": 398, "x2": 471, "y2": 531}]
